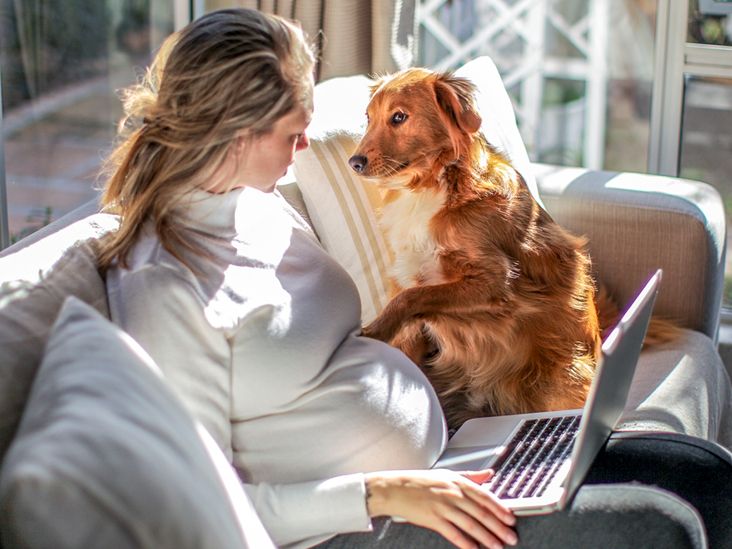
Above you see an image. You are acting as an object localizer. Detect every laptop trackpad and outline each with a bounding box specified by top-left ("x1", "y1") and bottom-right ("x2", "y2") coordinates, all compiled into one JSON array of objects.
[{"x1": 435, "y1": 445, "x2": 505, "y2": 470}]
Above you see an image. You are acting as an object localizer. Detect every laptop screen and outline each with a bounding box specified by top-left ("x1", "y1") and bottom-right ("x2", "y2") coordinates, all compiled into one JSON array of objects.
[{"x1": 559, "y1": 269, "x2": 661, "y2": 507}]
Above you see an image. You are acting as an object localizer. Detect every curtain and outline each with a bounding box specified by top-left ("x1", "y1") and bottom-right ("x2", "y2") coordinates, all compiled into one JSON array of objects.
[
  {"x1": 204, "y1": 0, "x2": 418, "y2": 81},
  {"x1": 10, "y1": 0, "x2": 47, "y2": 100}
]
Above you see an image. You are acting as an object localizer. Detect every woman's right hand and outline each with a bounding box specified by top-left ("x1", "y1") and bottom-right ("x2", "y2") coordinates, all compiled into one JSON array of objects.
[{"x1": 364, "y1": 469, "x2": 518, "y2": 549}]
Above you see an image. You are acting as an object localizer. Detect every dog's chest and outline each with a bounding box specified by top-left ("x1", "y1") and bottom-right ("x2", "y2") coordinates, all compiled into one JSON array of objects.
[{"x1": 380, "y1": 189, "x2": 446, "y2": 288}]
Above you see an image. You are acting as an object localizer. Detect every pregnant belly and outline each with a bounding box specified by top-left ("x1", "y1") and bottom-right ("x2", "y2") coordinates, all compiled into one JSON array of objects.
[{"x1": 231, "y1": 335, "x2": 447, "y2": 483}]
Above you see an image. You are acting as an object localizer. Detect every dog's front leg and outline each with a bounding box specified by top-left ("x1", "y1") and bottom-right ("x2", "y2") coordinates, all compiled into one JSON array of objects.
[
  {"x1": 362, "y1": 291, "x2": 414, "y2": 343},
  {"x1": 363, "y1": 277, "x2": 510, "y2": 343}
]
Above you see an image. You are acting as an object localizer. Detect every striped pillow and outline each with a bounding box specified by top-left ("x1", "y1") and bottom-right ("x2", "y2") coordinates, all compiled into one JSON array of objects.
[{"x1": 294, "y1": 131, "x2": 392, "y2": 323}]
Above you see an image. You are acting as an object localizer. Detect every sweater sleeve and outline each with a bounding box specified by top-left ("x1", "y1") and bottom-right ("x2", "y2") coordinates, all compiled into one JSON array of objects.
[
  {"x1": 241, "y1": 472, "x2": 372, "y2": 548},
  {"x1": 106, "y1": 262, "x2": 233, "y2": 459}
]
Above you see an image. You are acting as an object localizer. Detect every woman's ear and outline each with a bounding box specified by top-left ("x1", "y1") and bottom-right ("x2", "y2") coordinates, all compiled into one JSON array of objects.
[{"x1": 232, "y1": 132, "x2": 249, "y2": 158}]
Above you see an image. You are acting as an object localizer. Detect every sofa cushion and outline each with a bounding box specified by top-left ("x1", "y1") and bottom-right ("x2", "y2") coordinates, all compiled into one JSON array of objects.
[
  {"x1": 293, "y1": 129, "x2": 393, "y2": 323},
  {"x1": 0, "y1": 297, "x2": 274, "y2": 549},
  {"x1": 621, "y1": 329, "x2": 732, "y2": 448},
  {"x1": 293, "y1": 56, "x2": 541, "y2": 323},
  {"x1": 0, "y1": 213, "x2": 119, "y2": 464}
]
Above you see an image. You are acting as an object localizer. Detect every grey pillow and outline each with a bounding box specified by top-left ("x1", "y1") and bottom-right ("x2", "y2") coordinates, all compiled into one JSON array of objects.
[
  {"x1": 0, "y1": 297, "x2": 274, "y2": 549},
  {"x1": 0, "y1": 213, "x2": 119, "y2": 463}
]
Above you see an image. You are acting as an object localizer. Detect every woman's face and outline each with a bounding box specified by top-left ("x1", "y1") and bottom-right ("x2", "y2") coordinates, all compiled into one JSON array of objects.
[{"x1": 236, "y1": 103, "x2": 312, "y2": 193}]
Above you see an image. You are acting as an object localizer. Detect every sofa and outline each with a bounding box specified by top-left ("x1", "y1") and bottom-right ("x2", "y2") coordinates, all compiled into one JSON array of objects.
[{"x1": 1, "y1": 57, "x2": 731, "y2": 547}]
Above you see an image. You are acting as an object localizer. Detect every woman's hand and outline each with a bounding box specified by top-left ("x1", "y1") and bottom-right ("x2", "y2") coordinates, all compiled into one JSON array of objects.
[{"x1": 364, "y1": 469, "x2": 517, "y2": 549}]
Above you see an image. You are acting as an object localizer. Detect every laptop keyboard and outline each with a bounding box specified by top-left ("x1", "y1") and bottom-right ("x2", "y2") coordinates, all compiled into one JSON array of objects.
[{"x1": 485, "y1": 415, "x2": 581, "y2": 499}]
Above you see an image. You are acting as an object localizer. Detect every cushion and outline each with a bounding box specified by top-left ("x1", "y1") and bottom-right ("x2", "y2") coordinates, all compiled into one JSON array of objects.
[
  {"x1": 293, "y1": 130, "x2": 394, "y2": 323},
  {"x1": 0, "y1": 297, "x2": 274, "y2": 549},
  {"x1": 293, "y1": 56, "x2": 541, "y2": 323},
  {"x1": 620, "y1": 328, "x2": 732, "y2": 449},
  {"x1": 0, "y1": 213, "x2": 119, "y2": 463}
]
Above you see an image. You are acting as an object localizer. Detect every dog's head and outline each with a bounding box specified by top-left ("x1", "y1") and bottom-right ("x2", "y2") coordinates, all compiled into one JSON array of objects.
[{"x1": 348, "y1": 68, "x2": 481, "y2": 184}]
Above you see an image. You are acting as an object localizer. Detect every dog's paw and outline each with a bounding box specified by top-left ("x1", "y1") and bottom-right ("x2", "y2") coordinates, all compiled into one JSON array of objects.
[{"x1": 361, "y1": 323, "x2": 383, "y2": 341}]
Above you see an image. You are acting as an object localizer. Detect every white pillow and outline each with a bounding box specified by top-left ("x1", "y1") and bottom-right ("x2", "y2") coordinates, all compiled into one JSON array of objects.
[
  {"x1": 0, "y1": 297, "x2": 274, "y2": 549},
  {"x1": 293, "y1": 57, "x2": 540, "y2": 323}
]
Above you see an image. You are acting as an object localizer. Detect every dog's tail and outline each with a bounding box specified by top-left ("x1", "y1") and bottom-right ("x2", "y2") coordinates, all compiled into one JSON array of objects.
[{"x1": 596, "y1": 284, "x2": 681, "y2": 348}]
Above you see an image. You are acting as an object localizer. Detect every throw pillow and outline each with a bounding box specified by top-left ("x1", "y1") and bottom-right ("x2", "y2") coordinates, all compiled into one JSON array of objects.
[
  {"x1": 0, "y1": 213, "x2": 119, "y2": 463},
  {"x1": 0, "y1": 297, "x2": 274, "y2": 549},
  {"x1": 293, "y1": 56, "x2": 540, "y2": 323}
]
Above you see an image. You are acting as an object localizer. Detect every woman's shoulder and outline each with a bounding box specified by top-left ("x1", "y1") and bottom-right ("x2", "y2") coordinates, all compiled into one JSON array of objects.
[{"x1": 106, "y1": 227, "x2": 207, "y2": 304}]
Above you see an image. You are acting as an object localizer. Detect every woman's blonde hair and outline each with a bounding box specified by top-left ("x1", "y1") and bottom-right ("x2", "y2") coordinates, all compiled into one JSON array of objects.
[{"x1": 98, "y1": 8, "x2": 316, "y2": 271}]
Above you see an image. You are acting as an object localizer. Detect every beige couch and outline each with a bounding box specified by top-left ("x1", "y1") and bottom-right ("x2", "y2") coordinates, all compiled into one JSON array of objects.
[{"x1": 1, "y1": 57, "x2": 731, "y2": 547}]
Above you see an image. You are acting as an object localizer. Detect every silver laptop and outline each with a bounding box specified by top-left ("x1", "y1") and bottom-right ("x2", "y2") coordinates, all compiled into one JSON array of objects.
[{"x1": 434, "y1": 269, "x2": 662, "y2": 516}]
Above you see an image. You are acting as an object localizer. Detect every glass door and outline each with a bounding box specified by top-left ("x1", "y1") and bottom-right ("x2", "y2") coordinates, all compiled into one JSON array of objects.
[{"x1": 0, "y1": 0, "x2": 189, "y2": 249}]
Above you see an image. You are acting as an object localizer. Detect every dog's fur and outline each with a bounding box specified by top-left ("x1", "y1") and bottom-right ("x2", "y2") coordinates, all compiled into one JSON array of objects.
[{"x1": 349, "y1": 68, "x2": 633, "y2": 431}]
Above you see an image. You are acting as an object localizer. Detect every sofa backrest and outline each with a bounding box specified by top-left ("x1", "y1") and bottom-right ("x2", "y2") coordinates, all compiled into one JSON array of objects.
[{"x1": 0, "y1": 213, "x2": 119, "y2": 462}]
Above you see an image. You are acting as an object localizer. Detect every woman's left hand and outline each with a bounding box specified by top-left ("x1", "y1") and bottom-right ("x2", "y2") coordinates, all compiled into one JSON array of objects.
[{"x1": 364, "y1": 468, "x2": 517, "y2": 549}]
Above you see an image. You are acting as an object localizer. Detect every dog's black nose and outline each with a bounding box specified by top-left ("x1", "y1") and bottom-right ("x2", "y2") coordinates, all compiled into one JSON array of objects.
[{"x1": 348, "y1": 155, "x2": 368, "y2": 174}]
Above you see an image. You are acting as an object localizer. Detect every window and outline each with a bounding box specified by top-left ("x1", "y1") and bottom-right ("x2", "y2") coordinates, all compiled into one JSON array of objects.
[
  {"x1": 417, "y1": 0, "x2": 659, "y2": 173},
  {"x1": 683, "y1": 1, "x2": 732, "y2": 306},
  {"x1": 0, "y1": 0, "x2": 179, "y2": 248}
]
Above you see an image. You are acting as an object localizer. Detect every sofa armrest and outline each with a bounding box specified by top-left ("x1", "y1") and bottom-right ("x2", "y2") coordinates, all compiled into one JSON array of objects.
[
  {"x1": 534, "y1": 163, "x2": 726, "y2": 342},
  {"x1": 0, "y1": 197, "x2": 103, "y2": 258}
]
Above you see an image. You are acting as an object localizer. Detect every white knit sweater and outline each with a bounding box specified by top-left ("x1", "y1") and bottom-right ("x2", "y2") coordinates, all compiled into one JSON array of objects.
[{"x1": 106, "y1": 186, "x2": 447, "y2": 548}]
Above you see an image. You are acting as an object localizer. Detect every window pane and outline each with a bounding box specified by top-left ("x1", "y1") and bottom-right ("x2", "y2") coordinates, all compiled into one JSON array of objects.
[
  {"x1": 417, "y1": 0, "x2": 658, "y2": 172},
  {"x1": 1, "y1": 1, "x2": 174, "y2": 244},
  {"x1": 688, "y1": 0, "x2": 732, "y2": 45},
  {"x1": 679, "y1": 76, "x2": 732, "y2": 307},
  {"x1": 604, "y1": 1, "x2": 657, "y2": 174}
]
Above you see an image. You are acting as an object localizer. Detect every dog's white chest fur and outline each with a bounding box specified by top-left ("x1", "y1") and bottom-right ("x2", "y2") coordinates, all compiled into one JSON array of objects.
[{"x1": 380, "y1": 188, "x2": 446, "y2": 288}]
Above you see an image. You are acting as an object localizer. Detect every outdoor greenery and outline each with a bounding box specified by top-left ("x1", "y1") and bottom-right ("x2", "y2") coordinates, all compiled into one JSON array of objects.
[{"x1": 10, "y1": 205, "x2": 52, "y2": 245}]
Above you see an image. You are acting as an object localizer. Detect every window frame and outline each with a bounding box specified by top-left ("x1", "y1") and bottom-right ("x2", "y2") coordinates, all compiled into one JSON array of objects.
[
  {"x1": 0, "y1": 71, "x2": 8, "y2": 249},
  {"x1": 649, "y1": 0, "x2": 732, "y2": 176}
]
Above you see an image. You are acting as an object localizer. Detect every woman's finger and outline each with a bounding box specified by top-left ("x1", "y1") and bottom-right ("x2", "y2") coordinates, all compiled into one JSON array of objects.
[
  {"x1": 444, "y1": 506, "x2": 511, "y2": 549},
  {"x1": 449, "y1": 491, "x2": 518, "y2": 546},
  {"x1": 429, "y1": 517, "x2": 480, "y2": 549},
  {"x1": 458, "y1": 472, "x2": 516, "y2": 526},
  {"x1": 462, "y1": 468, "x2": 495, "y2": 484}
]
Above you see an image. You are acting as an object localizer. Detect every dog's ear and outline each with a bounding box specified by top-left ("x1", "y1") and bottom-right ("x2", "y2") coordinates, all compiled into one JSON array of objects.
[{"x1": 433, "y1": 74, "x2": 482, "y2": 135}]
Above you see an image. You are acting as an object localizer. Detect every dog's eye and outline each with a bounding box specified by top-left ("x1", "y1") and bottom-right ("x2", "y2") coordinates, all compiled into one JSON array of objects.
[{"x1": 391, "y1": 111, "x2": 408, "y2": 125}]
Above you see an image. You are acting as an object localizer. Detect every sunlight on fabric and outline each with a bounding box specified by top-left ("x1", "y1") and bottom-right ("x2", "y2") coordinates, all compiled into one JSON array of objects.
[
  {"x1": 202, "y1": 187, "x2": 295, "y2": 334},
  {"x1": 196, "y1": 424, "x2": 276, "y2": 548},
  {"x1": 0, "y1": 214, "x2": 119, "y2": 283},
  {"x1": 604, "y1": 172, "x2": 707, "y2": 198}
]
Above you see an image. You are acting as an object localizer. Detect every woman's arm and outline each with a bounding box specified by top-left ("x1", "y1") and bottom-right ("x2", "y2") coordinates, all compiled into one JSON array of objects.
[
  {"x1": 240, "y1": 469, "x2": 516, "y2": 549},
  {"x1": 241, "y1": 473, "x2": 372, "y2": 546},
  {"x1": 366, "y1": 469, "x2": 517, "y2": 549},
  {"x1": 106, "y1": 262, "x2": 233, "y2": 456},
  {"x1": 108, "y1": 263, "x2": 371, "y2": 546}
]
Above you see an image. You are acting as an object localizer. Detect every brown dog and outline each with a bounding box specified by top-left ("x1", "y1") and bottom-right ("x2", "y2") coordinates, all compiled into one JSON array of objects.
[{"x1": 348, "y1": 67, "x2": 610, "y2": 431}]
